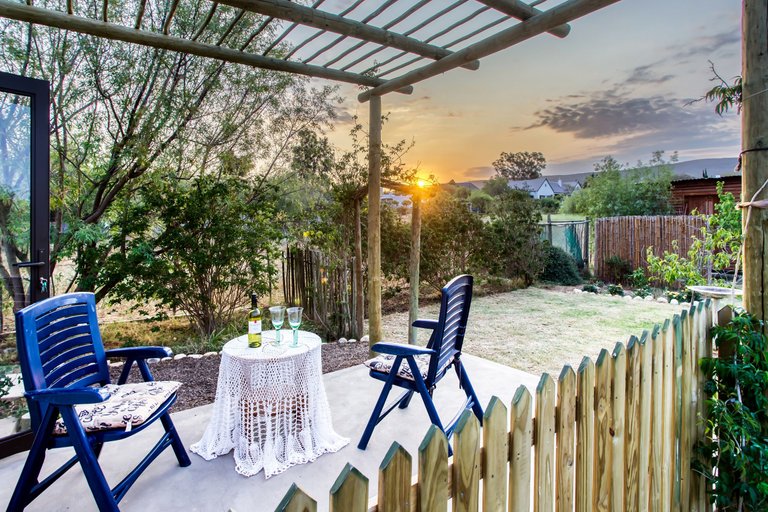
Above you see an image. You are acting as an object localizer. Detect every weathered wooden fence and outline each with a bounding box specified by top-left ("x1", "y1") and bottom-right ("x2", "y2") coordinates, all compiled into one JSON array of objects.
[
  {"x1": 594, "y1": 215, "x2": 705, "y2": 282},
  {"x1": 276, "y1": 301, "x2": 714, "y2": 512},
  {"x1": 282, "y1": 247, "x2": 360, "y2": 340}
]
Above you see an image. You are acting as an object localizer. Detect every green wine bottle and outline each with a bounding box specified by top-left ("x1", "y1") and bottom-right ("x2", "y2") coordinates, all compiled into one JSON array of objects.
[{"x1": 247, "y1": 294, "x2": 262, "y2": 348}]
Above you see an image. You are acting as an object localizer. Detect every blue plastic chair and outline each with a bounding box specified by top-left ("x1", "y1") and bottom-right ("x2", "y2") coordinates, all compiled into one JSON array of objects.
[
  {"x1": 358, "y1": 275, "x2": 483, "y2": 451},
  {"x1": 7, "y1": 293, "x2": 190, "y2": 512}
]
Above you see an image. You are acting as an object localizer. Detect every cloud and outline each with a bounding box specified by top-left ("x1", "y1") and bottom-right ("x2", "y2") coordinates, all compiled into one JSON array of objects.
[
  {"x1": 670, "y1": 30, "x2": 740, "y2": 61},
  {"x1": 626, "y1": 65, "x2": 675, "y2": 85},
  {"x1": 333, "y1": 106, "x2": 356, "y2": 124},
  {"x1": 463, "y1": 166, "x2": 494, "y2": 179}
]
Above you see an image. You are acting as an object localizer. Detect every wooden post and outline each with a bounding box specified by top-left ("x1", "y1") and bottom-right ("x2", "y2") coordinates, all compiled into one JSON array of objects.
[
  {"x1": 367, "y1": 95, "x2": 383, "y2": 352},
  {"x1": 408, "y1": 193, "x2": 422, "y2": 344},
  {"x1": 742, "y1": 0, "x2": 768, "y2": 321},
  {"x1": 353, "y1": 198, "x2": 364, "y2": 339},
  {"x1": 547, "y1": 214, "x2": 553, "y2": 244}
]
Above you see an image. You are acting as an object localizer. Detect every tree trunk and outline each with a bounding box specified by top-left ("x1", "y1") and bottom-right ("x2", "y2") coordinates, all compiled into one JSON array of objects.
[{"x1": 367, "y1": 95, "x2": 382, "y2": 354}]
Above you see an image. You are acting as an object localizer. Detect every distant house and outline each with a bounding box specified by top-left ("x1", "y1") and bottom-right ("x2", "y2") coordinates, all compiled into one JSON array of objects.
[
  {"x1": 670, "y1": 174, "x2": 740, "y2": 215},
  {"x1": 507, "y1": 177, "x2": 575, "y2": 199}
]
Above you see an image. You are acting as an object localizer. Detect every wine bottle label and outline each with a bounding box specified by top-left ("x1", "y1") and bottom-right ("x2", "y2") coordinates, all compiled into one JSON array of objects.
[{"x1": 248, "y1": 320, "x2": 262, "y2": 334}]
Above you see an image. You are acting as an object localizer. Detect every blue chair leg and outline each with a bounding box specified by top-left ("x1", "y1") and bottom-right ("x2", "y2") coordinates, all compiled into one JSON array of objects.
[
  {"x1": 7, "y1": 408, "x2": 58, "y2": 512},
  {"x1": 358, "y1": 358, "x2": 404, "y2": 450},
  {"x1": 60, "y1": 408, "x2": 119, "y2": 512},
  {"x1": 456, "y1": 361, "x2": 483, "y2": 424},
  {"x1": 397, "y1": 390, "x2": 415, "y2": 409},
  {"x1": 160, "y1": 413, "x2": 191, "y2": 467}
]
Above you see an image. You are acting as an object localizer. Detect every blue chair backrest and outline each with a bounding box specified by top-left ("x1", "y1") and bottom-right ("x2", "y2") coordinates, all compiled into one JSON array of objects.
[
  {"x1": 15, "y1": 293, "x2": 109, "y2": 427},
  {"x1": 426, "y1": 275, "x2": 473, "y2": 384}
]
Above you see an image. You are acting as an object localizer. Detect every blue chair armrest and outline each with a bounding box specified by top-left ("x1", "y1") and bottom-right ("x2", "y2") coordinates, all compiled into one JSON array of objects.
[
  {"x1": 371, "y1": 342, "x2": 436, "y2": 357},
  {"x1": 26, "y1": 387, "x2": 109, "y2": 406},
  {"x1": 412, "y1": 319, "x2": 439, "y2": 330},
  {"x1": 105, "y1": 346, "x2": 172, "y2": 360}
]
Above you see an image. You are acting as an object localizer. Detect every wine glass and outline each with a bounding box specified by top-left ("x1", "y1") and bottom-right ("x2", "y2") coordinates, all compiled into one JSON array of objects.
[
  {"x1": 269, "y1": 306, "x2": 285, "y2": 345},
  {"x1": 287, "y1": 307, "x2": 303, "y2": 347}
]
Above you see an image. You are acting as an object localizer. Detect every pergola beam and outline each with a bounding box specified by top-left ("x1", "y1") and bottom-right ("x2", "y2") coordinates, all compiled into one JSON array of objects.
[
  {"x1": 359, "y1": 0, "x2": 618, "y2": 101},
  {"x1": 216, "y1": 0, "x2": 480, "y2": 71},
  {"x1": 475, "y1": 0, "x2": 571, "y2": 38},
  {"x1": 0, "y1": 0, "x2": 413, "y2": 94}
]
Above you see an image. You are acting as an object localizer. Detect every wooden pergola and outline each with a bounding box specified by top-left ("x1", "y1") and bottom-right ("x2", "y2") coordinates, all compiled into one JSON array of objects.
[{"x1": 0, "y1": 0, "x2": 623, "y2": 345}]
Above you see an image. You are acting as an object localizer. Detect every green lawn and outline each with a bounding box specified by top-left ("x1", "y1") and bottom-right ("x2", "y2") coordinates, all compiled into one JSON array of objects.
[
  {"x1": 544, "y1": 213, "x2": 587, "y2": 222},
  {"x1": 380, "y1": 286, "x2": 681, "y2": 377}
]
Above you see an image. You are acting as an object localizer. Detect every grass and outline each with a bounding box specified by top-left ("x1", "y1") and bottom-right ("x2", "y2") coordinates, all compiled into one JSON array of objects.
[
  {"x1": 379, "y1": 286, "x2": 680, "y2": 377},
  {"x1": 545, "y1": 213, "x2": 587, "y2": 222}
]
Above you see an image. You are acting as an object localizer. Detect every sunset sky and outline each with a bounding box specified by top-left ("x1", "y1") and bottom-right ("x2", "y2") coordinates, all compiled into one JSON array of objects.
[{"x1": 312, "y1": 0, "x2": 741, "y2": 181}]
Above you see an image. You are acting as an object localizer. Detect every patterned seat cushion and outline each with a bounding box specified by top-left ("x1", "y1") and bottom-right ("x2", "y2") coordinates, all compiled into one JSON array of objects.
[
  {"x1": 53, "y1": 381, "x2": 181, "y2": 435},
  {"x1": 365, "y1": 353, "x2": 454, "y2": 382}
]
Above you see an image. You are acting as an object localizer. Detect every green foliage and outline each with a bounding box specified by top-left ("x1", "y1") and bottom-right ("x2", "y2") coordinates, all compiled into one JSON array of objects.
[
  {"x1": 540, "y1": 243, "x2": 581, "y2": 286},
  {"x1": 482, "y1": 190, "x2": 545, "y2": 287},
  {"x1": 646, "y1": 182, "x2": 741, "y2": 289},
  {"x1": 537, "y1": 196, "x2": 561, "y2": 214},
  {"x1": 633, "y1": 286, "x2": 653, "y2": 298},
  {"x1": 492, "y1": 151, "x2": 546, "y2": 180},
  {"x1": 629, "y1": 268, "x2": 649, "y2": 289},
  {"x1": 380, "y1": 205, "x2": 410, "y2": 280},
  {"x1": 561, "y1": 153, "x2": 675, "y2": 218},
  {"x1": 603, "y1": 255, "x2": 633, "y2": 285},
  {"x1": 0, "y1": 367, "x2": 11, "y2": 401},
  {"x1": 469, "y1": 190, "x2": 493, "y2": 213},
  {"x1": 482, "y1": 175, "x2": 510, "y2": 197},
  {"x1": 703, "y1": 63, "x2": 742, "y2": 115},
  {"x1": 696, "y1": 311, "x2": 768, "y2": 511},
  {"x1": 582, "y1": 284, "x2": 599, "y2": 294},
  {"x1": 104, "y1": 174, "x2": 281, "y2": 335},
  {"x1": 607, "y1": 284, "x2": 624, "y2": 296},
  {"x1": 419, "y1": 192, "x2": 487, "y2": 290}
]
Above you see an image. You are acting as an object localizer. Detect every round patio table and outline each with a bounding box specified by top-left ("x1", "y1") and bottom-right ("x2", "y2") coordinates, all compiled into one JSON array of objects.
[{"x1": 190, "y1": 330, "x2": 348, "y2": 477}]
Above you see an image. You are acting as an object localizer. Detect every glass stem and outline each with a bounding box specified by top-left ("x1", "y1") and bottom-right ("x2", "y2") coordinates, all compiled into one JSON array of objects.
[{"x1": 293, "y1": 328, "x2": 298, "y2": 346}]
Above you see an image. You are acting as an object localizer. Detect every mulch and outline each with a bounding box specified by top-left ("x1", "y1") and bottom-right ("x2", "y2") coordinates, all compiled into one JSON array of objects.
[{"x1": 109, "y1": 341, "x2": 371, "y2": 412}]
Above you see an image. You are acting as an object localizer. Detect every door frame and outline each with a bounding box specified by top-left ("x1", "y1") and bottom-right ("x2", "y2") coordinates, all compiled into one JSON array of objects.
[{"x1": 0, "y1": 71, "x2": 51, "y2": 304}]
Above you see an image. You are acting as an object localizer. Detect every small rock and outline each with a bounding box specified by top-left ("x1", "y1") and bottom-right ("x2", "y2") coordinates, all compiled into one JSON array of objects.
[
  {"x1": 174, "y1": 354, "x2": 187, "y2": 360},
  {"x1": 147, "y1": 358, "x2": 160, "y2": 364},
  {"x1": 644, "y1": 295, "x2": 654, "y2": 301},
  {"x1": 573, "y1": 288, "x2": 582, "y2": 294},
  {"x1": 657, "y1": 297, "x2": 668, "y2": 303},
  {"x1": 161, "y1": 357, "x2": 172, "y2": 362},
  {"x1": 19, "y1": 412, "x2": 31, "y2": 432},
  {"x1": 0, "y1": 417, "x2": 16, "y2": 437},
  {"x1": 361, "y1": 335, "x2": 369, "y2": 343},
  {"x1": 337, "y1": 337, "x2": 348, "y2": 344},
  {"x1": 204, "y1": 351, "x2": 218, "y2": 357},
  {"x1": 348, "y1": 338, "x2": 357, "y2": 343},
  {"x1": 670, "y1": 299, "x2": 679, "y2": 305},
  {"x1": 109, "y1": 361, "x2": 122, "y2": 368},
  {"x1": 188, "y1": 354, "x2": 203, "y2": 359},
  {"x1": 623, "y1": 295, "x2": 632, "y2": 300},
  {"x1": 634, "y1": 296, "x2": 644, "y2": 301}
]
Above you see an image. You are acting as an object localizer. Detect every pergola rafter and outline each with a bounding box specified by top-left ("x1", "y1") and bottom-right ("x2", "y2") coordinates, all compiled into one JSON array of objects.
[{"x1": 0, "y1": 0, "x2": 623, "y2": 349}]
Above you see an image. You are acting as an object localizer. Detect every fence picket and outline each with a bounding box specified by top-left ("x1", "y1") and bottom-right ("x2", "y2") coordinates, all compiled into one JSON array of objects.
[
  {"x1": 660, "y1": 318, "x2": 675, "y2": 512},
  {"x1": 276, "y1": 484, "x2": 317, "y2": 512},
  {"x1": 378, "y1": 442, "x2": 412, "y2": 512},
  {"x1": 417, "y1": 425, "x2": 448, "y2": 512},
  {"x1": 535, "y1": 374, "x2": 556, "y2": 512},
  {"x1": 576, "y1": 357, "x2": 595, "y2": 512},
  {"x1": 611, "y1": 343, "x2": 627, "y2": 512},
  {"x1": 556, "y1": 366, "x2": 576, "y2": 512},
  {"x1": 595, "y1": 348, "x2": 613, "y2": 512},
  {"x1": 625, "y1": 337, "x2": 642, "y2": 512},
  {"x1": 330, "y1": 463, "x2": 369, "y2": 512},
  {"x1": 673, "y1": 314, "x2": 684, "y2": 512},
  {"x1": 483, "y1": 397, "x2": 508, "y2": 512},
  {"x1": 454, "y1": 409, "x2": 481, "y2": 512},
  {"x1": 509, "y1": 385, "x2": 533, "y2": 512},
  {"x1": 639, "y1": 329, "x2": 655, "y2": 512}
]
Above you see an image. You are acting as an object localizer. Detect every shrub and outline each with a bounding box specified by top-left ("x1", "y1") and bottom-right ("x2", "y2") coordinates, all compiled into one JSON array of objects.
[
  {"x1": 603, "y1": 255, "x2": 633, "y2": 285},
  {"x1": 582, "y1": 284, "x2": 599, "y2": 294},
  {"x1": 696, "y1": 311, "x2": 768, "y2": 511},
  {"x1": 633, "y1": 286, "x2": 653, "y2": 298},
  {"x1": 607, "y1": 283, "x2": 624, "y2": 296},
  {"x1": 629, "y1": 268, "x2": 649, "y2": 289},
  {"x1": 540, "y1": 244, "x2": 581, "y2": 286}
]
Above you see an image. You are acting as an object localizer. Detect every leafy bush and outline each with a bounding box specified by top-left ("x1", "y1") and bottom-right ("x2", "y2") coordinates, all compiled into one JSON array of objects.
[
  {"x1": 607, "y1": 284, "x2": 624, "y2": 296},
  {"x1": 482, "y1": 190, "x2": 544, "y2": 286},
  {"x1": 629, "y1": 268, "x2": 649, "y2": 289},
  {"x1": 664, "y1": 289, "x2": 701, "y2": 303},
  {"x1": 582, "y1": 284, "x2": 599, "y2": 294},
  {"x1": 603, "y1": 255, "x2": 633, "y2": 285},
  {"x1": 633, "y1": 286, "x2": 653, "y2": 298},
  {"x1": 537, "y1": 197, "x2": 561, "y2": 214},
  {"x1": 696, "y1": 311, "x2": 768, "y2": 511},
  {"x1": 540, "y1": 243, "x2": 581, "y2": 286},
  {"x1": 646, "y1": 242, "x2": 706, "y2": 290}
]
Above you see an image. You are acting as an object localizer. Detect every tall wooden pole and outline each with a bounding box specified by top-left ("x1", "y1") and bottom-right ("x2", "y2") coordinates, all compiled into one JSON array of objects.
[
  {"x1": 742, "y1": 0, "x2": 768, "y2": 321},
  {"x1": 367, "y1": 95, "x2": 383, "y2": 351},
  {"x1": 408, "y1": 194, "x2": 422, "y2": 344},
  {"x1": 353, "y1": 198, "x2": 364, "y2": 339}
]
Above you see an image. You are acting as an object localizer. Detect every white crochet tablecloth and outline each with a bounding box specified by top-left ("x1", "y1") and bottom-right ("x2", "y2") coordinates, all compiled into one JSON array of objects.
[{"x1": 190, "y1": 331, "x2": 348, "y2": 478}]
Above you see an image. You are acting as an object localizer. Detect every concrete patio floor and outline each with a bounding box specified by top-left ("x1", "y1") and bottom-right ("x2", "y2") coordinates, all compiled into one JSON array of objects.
[{"x1": 0, "y1": 354, "x2": 539, "y2": 512}]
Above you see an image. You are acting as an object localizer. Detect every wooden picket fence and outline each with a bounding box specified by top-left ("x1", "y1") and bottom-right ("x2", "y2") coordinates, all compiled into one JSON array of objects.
[
  {"x1": 594, "y1": 215, "x2": 706, "y2": 282},
  {"x1": 276, "y1": 301, "x2": 716, "y2": 512}
]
